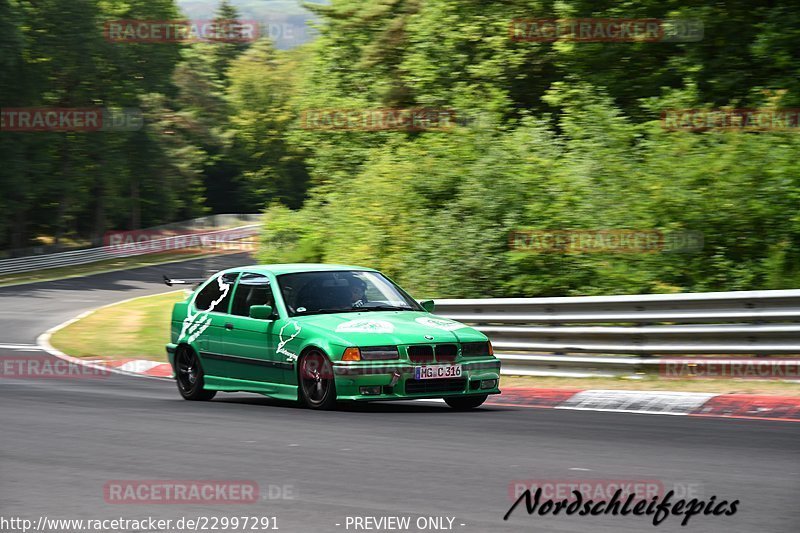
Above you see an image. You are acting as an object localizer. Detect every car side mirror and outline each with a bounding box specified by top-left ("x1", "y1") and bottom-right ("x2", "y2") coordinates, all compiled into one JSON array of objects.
[
  {"x1": 420, "y1": 300, "x2": 435, "y2": 313},
  {"x1": 249, "y1": 305, "x2": 273, "y2": 320}
]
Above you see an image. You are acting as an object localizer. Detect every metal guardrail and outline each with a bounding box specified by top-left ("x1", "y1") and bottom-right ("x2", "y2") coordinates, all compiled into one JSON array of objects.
[
  {"x1": 0, "y1": 224, "x2": 260, "y2": 276},
  {"x1": 434, "y1": 290, "x2": 800, "y2": 376}
]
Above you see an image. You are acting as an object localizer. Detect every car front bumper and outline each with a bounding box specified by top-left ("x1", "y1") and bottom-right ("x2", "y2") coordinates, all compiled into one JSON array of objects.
[{"x1": 332, "y1": 358, "x2": 501, "y2": 401}]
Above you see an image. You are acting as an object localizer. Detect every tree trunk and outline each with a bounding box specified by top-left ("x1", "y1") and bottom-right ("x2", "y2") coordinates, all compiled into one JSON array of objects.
[
  {"x1": 92, "y1": 179, "x2": 106, "y2": 246},
  {"x1": 130, "y1": 178, "x2": 141, "y2": 230}
]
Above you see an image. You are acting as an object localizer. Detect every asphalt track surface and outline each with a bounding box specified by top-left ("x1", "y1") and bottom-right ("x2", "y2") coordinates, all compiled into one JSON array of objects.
[{"x1": 1, "y1": 256, "x2": 798, "y2": 533}]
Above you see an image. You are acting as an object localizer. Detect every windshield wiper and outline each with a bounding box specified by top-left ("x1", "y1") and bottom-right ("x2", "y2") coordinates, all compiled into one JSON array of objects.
[
  {"x1": 295, "y1": 308, "x2": 364, "y2": 316},
  {"x1": 296, "y1": 305, "x2": 415, "y2": 316},
  {"x1": 360, "y1": 305, "x2": 415, "y2": 311}
]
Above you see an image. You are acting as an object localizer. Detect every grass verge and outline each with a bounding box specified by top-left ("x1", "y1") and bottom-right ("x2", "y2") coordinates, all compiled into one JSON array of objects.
[{"x1": 50, "y1": 291, "x2": 186, "y2": 362}]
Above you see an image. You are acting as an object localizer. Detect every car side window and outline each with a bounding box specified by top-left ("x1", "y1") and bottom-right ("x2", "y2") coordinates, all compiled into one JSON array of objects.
[
  {"x1": 231, "y1": 273, "x2": 275, "y2": 317},
  {"x1": 194, "y1": 272, "x2": 238, "y2": 313}
]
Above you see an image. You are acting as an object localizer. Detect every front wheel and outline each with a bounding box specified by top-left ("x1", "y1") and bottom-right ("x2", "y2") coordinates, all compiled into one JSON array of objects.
[
  {"x1": 298, "y1": 350, "x2": 337, "y2": 410},
  {"x1": 445, "y1": 395, "x2": 488, "y2": 410},
  {"x1": 175, "y1": 346, "x2": 216, "y2": 401}
]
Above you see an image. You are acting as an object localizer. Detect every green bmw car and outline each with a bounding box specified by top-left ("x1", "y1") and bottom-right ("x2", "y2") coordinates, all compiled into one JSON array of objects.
[{"x1": 165, "y1": 264, "x2": 501, "y2": 410}]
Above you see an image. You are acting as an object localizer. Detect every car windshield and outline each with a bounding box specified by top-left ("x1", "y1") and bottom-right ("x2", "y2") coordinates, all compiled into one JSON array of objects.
[{"x1": 278, "y1": 270, "x2": 422, "y2": 317}]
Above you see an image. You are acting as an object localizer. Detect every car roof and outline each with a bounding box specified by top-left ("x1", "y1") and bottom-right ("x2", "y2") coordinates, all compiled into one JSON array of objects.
[{"x1": 220, "y1": 263, "x2": 379, "y2": 276}]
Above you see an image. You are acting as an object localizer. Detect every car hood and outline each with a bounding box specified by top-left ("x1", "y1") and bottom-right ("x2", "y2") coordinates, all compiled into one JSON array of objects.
[{"x1": 292, "y1": 311, "x2": 487, "y2": 346}]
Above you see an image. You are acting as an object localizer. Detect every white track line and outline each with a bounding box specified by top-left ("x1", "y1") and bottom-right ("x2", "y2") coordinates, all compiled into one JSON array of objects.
[{"x1": 0, "y1": 343, "x2": 45, "y2": 350}]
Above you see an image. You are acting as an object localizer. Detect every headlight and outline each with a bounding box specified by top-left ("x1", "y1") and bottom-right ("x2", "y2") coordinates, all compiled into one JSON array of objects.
[
  {"x1": 461, "y1": 342, "x2": 491, "y2": 357},
  {"x1": 360, "y1": 346, "x2": 399, "y2": 360}
]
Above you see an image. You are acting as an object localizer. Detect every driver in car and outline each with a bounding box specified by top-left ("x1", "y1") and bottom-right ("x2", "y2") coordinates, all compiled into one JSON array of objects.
[{"x1": 348, "y1": 278, "x2": 368, "y2": 308}]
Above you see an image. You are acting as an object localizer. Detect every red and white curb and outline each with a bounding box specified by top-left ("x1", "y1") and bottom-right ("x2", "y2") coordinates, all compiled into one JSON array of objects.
[
  {"x1": 86, "y1": 358, "x2": 173, "y2": 377},
  {"x1": 35, "y1": 291, "x2": 180, "y2": 380},
  {"x1": 489, "y1": 388, "x2": 800, "y2": 422}
]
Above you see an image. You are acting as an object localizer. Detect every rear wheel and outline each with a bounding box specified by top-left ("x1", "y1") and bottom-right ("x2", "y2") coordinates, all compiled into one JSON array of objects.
[
  {"x1": 445, "y1": 394, "x2": 488, "y2": 410},
  {"x1": 298, "y1": 350, "x2": 337, "y2": 410},
  {"x1": 175, "y1": 346, "x2": 216, "y2": 401}
]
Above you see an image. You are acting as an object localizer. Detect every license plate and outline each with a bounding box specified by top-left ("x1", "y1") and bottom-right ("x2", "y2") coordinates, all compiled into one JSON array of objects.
[{"x1": 414, "y1": 364, "x2": 462, "y2": 380}]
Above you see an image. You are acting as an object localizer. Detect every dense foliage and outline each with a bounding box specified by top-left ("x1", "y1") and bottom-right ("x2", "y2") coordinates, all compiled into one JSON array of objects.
[
  {"x1": 256, "y1": 0, "x2": 800, "y2": 296},
  {"x1": 2, "y1": 0, "x2": 799, "y2": 296}
]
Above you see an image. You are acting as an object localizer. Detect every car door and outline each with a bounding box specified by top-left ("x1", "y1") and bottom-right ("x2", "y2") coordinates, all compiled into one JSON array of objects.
[
  {"x1": 221, "y1": 272, "x2": 287, "y2": 385},
  {"x1": 191, "y1": 271, "x2": 239, "y2": 378}
]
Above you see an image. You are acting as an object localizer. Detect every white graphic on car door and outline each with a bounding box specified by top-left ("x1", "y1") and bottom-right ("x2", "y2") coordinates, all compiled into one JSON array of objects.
[
  {"x1": 178, "y1": 275, "x2": 233, "y2": 344},
  {"x1": 277, "y1": 321, "x2": 302, "y2": 361}
]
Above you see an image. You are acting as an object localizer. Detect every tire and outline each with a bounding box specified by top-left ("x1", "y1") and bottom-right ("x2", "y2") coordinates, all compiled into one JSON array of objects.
[
  {"x1": 445, "y1": 394, "x2": 488, "y2": 410},
  {"x1": 175, "y1": 346, "x2": 216, "y2": 401},
  {"x1": 298, "y1": 350, "x2": 337, "y2": 410}
]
